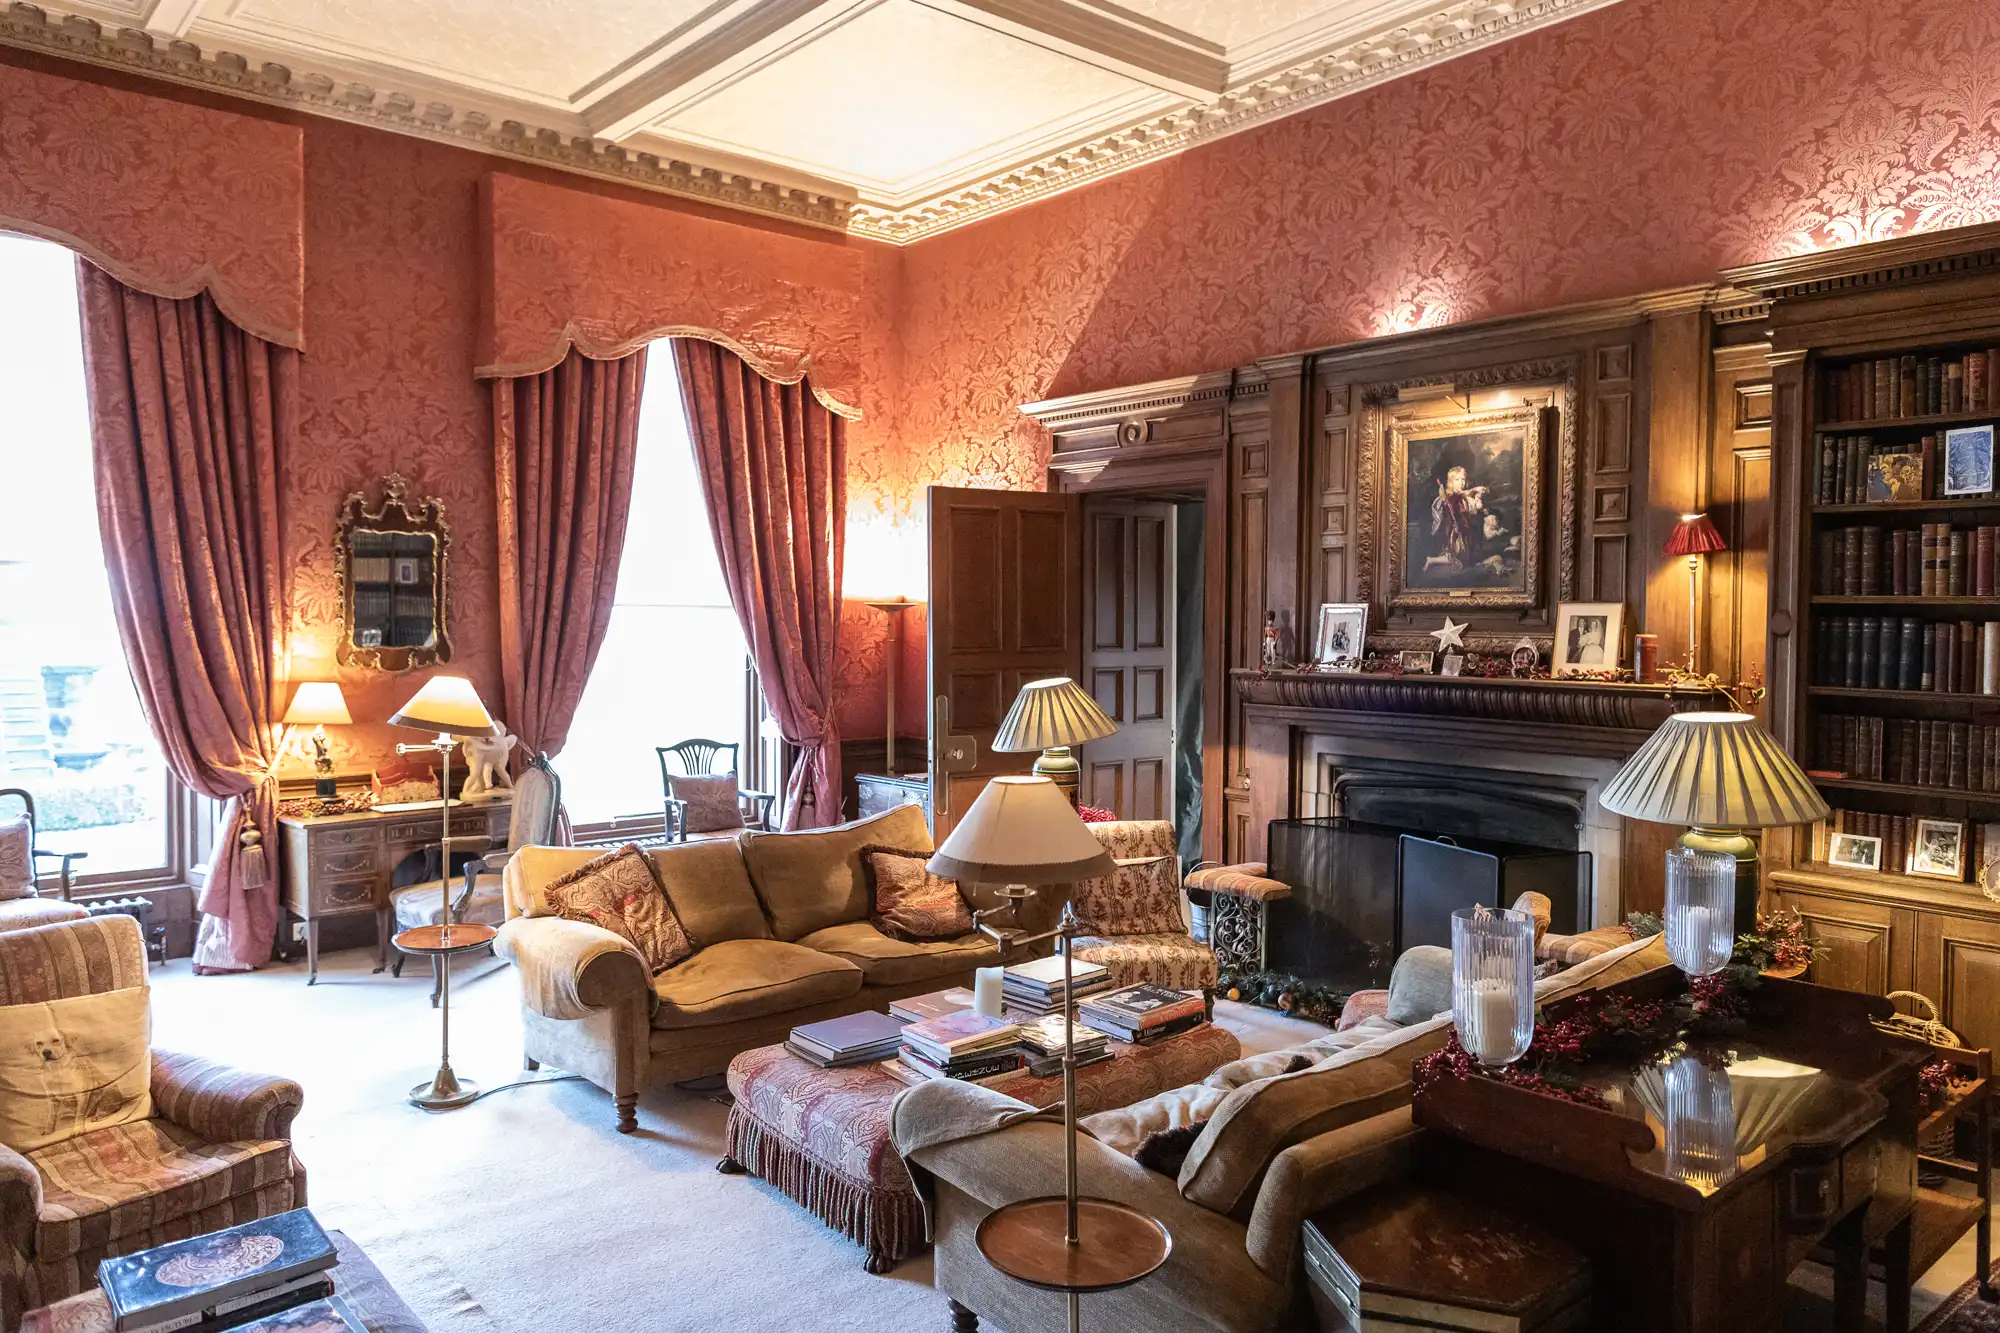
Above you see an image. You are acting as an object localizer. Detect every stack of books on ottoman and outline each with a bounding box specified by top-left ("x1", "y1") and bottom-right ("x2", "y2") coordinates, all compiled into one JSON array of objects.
[
  {"x1": 1014, "y1": 1014, "x2": 1112, "y2": 1077},
  {"x1": 1079, "y1": 986, "x2": 1208, "y2": 1045},
  {"x1": 97, "y1": 1209, "x2": 363, "y2": 1332},
  {"x1": 785, "y1": 1011, "x2": 907, "y2": 1067},
  {"x1": 895, "y1": 1011, "x2": 1024, "y2": 1084},
  {"x1": 1000, "y1": 954, "x2": 1113, "y2": 1017}
]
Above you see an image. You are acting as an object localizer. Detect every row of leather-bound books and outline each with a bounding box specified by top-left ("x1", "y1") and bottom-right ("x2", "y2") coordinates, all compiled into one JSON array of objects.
[
  {"x1": 1815, "y1": 523, "x2": 2000, "y2": 597},
  {"x1": 1813, "y1": 712, "x2": 2000, "y2": 792},
  {"x1": 1815, "y1": 616, "x2": 2000, "y2": 694},
  {"x1": 1814, "y1": 432, "x2": 1958, "y2": 505},
  {"x1": 1823, "y1": 348, "x2": 1999, "y2": 421}
]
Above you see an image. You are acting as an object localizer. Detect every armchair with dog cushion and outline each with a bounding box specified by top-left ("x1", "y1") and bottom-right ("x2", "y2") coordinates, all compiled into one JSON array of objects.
[{"x1": 0, "y1": 917, "x2": 305, "y2": 1328}]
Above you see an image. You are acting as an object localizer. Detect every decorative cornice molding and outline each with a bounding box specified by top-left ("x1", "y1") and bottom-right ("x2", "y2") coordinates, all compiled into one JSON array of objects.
[
  {"x1": 1721, "y1": 221, "x2": 2000, "y2": 302},
  {"x1": 845, "y1": 0, "x2": 1625, "y2": 242},
  {"x1": 1022, "y1": 369, "x2": 1237, "y2": 429},
  {"x1": 1, "y1": 0, "x2": 1620, "y2": 245},
  {"x1": 0, "y1": 2, "x2": 857, "y2": 233}
]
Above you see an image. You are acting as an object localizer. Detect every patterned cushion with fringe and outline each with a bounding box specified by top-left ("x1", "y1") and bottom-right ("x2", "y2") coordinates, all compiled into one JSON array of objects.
[{"x1": 544, "y1": 844, "x2": 697, "y2": 974}]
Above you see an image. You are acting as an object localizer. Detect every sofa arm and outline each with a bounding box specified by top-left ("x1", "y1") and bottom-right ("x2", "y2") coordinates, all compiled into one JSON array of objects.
[
  {"x1": 494, "y1": 916, "x2": 651, "y2": 1022},
  {"x1": 1243, "y1": 1106, "x2": 1424, "y2": 1280},
  {"x1": 0, "y1": 1142, "x2": 40, "y2": 1256},
  {"x1": 151, "y1": 1050, "x2": 304, "y2": 1143}
]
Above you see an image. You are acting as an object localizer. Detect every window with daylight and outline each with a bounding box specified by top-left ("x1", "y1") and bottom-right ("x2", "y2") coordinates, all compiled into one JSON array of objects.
[
  {"x1": 0, "y1": 233, "x2": 178, "y2": 882},
  {"x1": 561, "y1": 348, "x2": 753, "y2": 828}
]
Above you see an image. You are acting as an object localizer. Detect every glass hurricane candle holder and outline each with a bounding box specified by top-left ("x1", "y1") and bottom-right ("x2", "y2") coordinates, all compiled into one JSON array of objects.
[
  {"x1": 1665, "y1": 845, "x2": 1738, "y2": 977},
  {"x1": 1663, "y1": 1053, "x2": 1739, "y2": 1193},
  {"x1": 1451, "y1": 906, "x2": 1535, "y2": 1068}
]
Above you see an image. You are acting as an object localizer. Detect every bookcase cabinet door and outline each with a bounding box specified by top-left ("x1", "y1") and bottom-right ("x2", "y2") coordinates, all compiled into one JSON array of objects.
[
  {"x1": 1773, "y1": 887, "x2": 1903, "y2": 996},
  {"x1": 1915, "y1": 911, "x2": 2000, "y2": 1055}
]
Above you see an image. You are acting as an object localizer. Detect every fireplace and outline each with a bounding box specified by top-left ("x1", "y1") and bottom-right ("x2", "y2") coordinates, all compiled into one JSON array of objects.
[
  {"x1": 1264, "y1": 817, "x2": 1590, "y2": 991},
  {"x1": 1233, "y1": 669, "x2": 1727, "y2": 989}
]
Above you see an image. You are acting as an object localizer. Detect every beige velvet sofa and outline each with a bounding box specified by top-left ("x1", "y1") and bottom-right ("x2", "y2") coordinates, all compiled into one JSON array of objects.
[
  {"x1": 892, "y1": 931, "x2": 1671, "y2": 1333},
  {"x1": 496, "y1": 805, "x2": 1036, "y2": 1133}
]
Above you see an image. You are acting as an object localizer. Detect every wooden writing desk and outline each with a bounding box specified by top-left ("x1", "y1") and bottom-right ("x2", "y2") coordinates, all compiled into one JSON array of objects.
[{"x1": 277, "y1": 794, "x2": 511, "y2": 982}]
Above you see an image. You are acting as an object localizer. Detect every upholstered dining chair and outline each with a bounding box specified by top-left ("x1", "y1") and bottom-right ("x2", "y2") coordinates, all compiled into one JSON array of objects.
[
  {"x1": 1063, "y1": 819, "x2": 1220, "y2": 1011},
  {"x1": 385, "y1": 752, "x2": 562, "y2": 1004},
  {"x1": 656, "y1": 739, "x2": 774, "y2": 842},
  {"x1": 0, "y1": 915, "x2": 305, "y2": 1328},
  {"x1": 0, "y1": 790, "x2": 89, "y2": 936}
]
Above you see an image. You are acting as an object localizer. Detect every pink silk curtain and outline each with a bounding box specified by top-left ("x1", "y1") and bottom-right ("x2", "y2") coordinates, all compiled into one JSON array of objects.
[
  {"x1": 77, "y1": 260, "x2": 293, "y2": 973},
  {"x1": 672, "y1": 340, "x2": 844, "y2": 829},
  {"x1": 493, "y1": 347, "x2": 647, "y2": 762}
]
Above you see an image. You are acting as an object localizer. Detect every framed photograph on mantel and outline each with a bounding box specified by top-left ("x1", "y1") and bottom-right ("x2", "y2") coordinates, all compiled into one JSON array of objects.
[
  {"x1": 1384, "y1": 405, "x2": 1543, "y2": 611},
  {"x1": 1551, "y1": 601, "x2": 1624, "y2": 676},
  {"x1": 1314, "y1": 602, "x2": 1369, "y2": 665}
]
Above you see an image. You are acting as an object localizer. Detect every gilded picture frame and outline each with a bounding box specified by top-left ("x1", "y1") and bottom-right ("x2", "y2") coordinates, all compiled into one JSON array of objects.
[
  {"x1": 335, "y1": 474, "x2": 452, "y2": 672},
  {"x1": 1384, "y1": 405, "x2": 1544, "y2": 611}
]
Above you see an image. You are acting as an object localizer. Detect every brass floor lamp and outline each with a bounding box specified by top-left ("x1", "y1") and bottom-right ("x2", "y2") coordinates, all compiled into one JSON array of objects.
[
  {"x1": 388, "y1": 675, "x2": 499, "y2": 1111},
  {"x1": 928, "y1": 775, "x2": 1172, "y2": 1332}
]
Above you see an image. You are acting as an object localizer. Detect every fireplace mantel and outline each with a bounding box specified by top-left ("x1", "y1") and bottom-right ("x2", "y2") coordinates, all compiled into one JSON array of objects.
[{"x1": 1232, "y1": 668, "x2": 1730, "y2": 735}]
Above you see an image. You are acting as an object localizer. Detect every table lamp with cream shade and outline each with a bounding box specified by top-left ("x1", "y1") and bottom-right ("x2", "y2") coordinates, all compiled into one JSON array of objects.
[
  {"x1": 388, "y1": 674, "x2": 497, "y2": 1110},
  {"x1": 1600, "y1": 711, "x2": 1829, "y2": 946},
  {"x1": 926, "y1": 775, "x2": 1165, "y2": 1333},
  {"x1": 281, "y1": 681, "x2": 351, "y2": 798},
  {"x1": 991, "y1": 677, "x2": 1119, "y2": 806}
]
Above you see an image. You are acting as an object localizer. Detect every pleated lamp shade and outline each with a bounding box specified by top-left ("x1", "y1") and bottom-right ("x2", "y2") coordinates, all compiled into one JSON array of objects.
[
  {"x1": 928, "y1": 776, "x2": 1116, "y2": 885},
  {"x1": 992, "y1": 677, "x2": 1118, "y2": 753},
  {"x1": 1600, "y1": 711, "x2": 1828, "y2": 830},
  {"x1": 1664, "y1": 512, "x2": 1728, "y2": 557},
  {"x1": 389, "y1": 675, "x2": 495, "y2": 737}
]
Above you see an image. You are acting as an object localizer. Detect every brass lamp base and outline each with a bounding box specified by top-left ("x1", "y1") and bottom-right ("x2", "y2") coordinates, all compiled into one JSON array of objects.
[
  {"x1": 1034, "y1": 746, "x2": 1081, "y2": 805},
  {"x1": 409, "y1": 1064, "x2": 479, "y2": 1110},
  {"x1": 1680, "y1": 826, "x2": 1759, "y2": 929}
]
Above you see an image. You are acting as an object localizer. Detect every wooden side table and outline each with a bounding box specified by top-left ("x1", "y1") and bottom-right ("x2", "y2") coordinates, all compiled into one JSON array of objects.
[{"x1": 394, "y1": 922, "x2": 497, "y2": 1109}]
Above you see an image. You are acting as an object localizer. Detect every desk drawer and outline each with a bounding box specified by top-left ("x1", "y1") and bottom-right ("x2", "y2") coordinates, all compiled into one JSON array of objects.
[
  {"x1": 383, "y1": 818, "x2": 442, "y2": 843},
  {"x1": 315, "y1": 825, "x2": 379, "y2": 850},
  {"x1": 315, "y1": 848, "x2": 378, "y2": 878},
  {"x1": 315, "y1": 877, "x2": 377, "y2": 913}
]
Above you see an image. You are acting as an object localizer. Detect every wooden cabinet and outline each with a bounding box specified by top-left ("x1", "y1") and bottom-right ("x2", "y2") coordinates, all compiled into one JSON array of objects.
[
  {"x1": 1768, "y1": 866, "x2": 2000, "y2": 1049},
  {"x1": 854, "y1": 773, "x2": 931, "y2": 827},
  {"x1": 278, "y1": 795, "x2": 511, "y2": 982}
]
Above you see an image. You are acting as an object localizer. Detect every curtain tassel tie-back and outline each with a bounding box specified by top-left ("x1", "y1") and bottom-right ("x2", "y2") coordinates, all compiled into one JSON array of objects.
[{"x1": 238, "y1": 825, "x2": 269, "y2": 891}]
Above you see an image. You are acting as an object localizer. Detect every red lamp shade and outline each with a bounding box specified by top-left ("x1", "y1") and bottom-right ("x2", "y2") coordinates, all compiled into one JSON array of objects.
[{"x1": 1664, "y1": 512, "x2": 1728, "y2": 557}]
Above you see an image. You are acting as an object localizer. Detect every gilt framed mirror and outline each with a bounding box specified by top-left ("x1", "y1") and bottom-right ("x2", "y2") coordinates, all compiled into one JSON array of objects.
[{"x1": 336, "y1": 474, "x2": 451, "y2": 671}]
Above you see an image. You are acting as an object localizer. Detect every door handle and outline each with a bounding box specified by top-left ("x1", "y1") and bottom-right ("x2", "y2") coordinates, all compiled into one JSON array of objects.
[{"x1": 932, "y1": 694, "x2": 978, "y2": 816}]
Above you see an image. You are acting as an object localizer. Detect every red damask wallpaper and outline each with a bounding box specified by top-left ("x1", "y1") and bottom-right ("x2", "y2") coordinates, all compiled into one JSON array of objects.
[
  {"x1": 899, "y1": 0, "x2": 2000, "y2": 487},
  {"x1": 0, "y1": 57, "x2": 304, "y2": 346}
]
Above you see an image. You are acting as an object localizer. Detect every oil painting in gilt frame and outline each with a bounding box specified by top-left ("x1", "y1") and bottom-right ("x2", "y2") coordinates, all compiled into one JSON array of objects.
[{"x1": 1385, "y1": 405, "x2": 1543, "y2": 611}]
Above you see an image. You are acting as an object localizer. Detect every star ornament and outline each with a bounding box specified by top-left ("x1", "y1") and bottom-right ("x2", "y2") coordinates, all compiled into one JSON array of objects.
[{"x1": 1429, "y1": 617, "x2": 1468, "y2": 653}]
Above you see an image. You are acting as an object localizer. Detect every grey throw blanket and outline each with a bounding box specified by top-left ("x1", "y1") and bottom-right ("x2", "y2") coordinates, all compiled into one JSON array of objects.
[{"x1": 889, "y1": 1079, "x2": 1078, "y2": 1239}]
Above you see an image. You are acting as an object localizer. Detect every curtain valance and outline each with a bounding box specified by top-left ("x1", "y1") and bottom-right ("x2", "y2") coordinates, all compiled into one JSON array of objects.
[
  {"x1": 1, "y1": 61, "x2": 305, "y2": 348},
  {"x1": 475, "y1": 172, "x2": 868, "y2": 419}
]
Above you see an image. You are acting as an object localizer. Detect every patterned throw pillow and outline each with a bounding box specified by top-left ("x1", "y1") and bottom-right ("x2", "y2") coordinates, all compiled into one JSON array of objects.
[
  {"x1": 1071, "y1": 855, "x2": 1185, "y2": 937},
  {"x1": 860, "y1": 845, "x2": 975, "y2": 942},
  {"x1": 669, "y1": 774, "x2": 743, "y2": 834},
  {"x1": 0, "y1": 816, "x2": 32, "y2": 901},
  {"x1": 543, "y1": 844, "x2": 697, "y2": 974}
]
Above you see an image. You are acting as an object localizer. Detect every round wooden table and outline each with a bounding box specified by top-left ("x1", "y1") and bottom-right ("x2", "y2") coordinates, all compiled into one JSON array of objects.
[
  {"x1": 977, "y1": 1195, "x2": 1170, "y2": 1332},
  {"x1": 393, "y1": 921, "x2": 497, "y2": 1109}
]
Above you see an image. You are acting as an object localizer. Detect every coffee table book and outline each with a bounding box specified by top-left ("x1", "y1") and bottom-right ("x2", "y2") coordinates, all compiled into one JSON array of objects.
[
  {"x1": 101, "y1": 1209, "x2": 336, "y2": 1332},
  {"x1": 786, "y1": 1011, "x2": 906, "y2": 1066},
  {"x1": 888, "y1": 987, "x2": 974, "y2": 1023},
  {"x1": 227, "y1": 1295, "x2": 366, "y2": 1332}
]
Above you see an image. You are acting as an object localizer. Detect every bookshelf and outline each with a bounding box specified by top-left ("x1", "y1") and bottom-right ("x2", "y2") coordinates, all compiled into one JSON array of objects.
[{"x1": 1724, "y1": 224, "x2": 2000, "y2": 1057}]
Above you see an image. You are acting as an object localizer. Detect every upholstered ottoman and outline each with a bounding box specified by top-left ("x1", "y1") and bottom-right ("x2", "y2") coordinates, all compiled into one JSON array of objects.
[{"x1": 721, "y1": 1022, "x2": 1241, "y2": 1273}]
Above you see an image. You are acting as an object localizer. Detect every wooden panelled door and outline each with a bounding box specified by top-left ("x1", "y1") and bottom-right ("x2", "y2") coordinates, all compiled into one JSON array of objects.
[
  {"x1": 1077, "y1": 500, "x2": 1177, "y2": 819},
  {"x1": 926, "y1": 486, "x2": 1081, "y2": 838}
]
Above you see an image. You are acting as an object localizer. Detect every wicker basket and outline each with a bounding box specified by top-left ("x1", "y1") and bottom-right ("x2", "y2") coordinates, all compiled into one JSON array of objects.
[{"x1": 1872, "y1": 991, "x2": 1960, "y2": 1048}]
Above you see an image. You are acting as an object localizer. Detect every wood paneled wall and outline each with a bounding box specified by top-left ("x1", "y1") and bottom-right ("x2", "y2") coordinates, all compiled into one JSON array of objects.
[{"x1": 1028, "y1": 287, "x2": 1776, "y2": 880}]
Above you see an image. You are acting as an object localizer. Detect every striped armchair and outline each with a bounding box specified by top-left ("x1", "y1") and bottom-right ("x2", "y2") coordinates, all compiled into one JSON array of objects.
[{"x1": 0, "y1": 916, "x2": 305, "y2": 1328}]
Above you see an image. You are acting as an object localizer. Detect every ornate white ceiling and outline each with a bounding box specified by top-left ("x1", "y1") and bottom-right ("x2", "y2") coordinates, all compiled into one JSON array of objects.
[{"x1": 1, "y1": 0, "x2": 1623, "y2": 241}]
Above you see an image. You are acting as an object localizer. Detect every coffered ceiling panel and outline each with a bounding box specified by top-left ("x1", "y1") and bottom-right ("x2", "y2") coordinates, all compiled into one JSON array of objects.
[
  {"x1": 657, "y1": 0, "x2": 1147, "y2": 194},
  {"x1": 215, "y1": 0, "x2": 725, "y2": 102},
  {"x1": 11, "y1": 0, "x2": 1622, "y2": 239}
]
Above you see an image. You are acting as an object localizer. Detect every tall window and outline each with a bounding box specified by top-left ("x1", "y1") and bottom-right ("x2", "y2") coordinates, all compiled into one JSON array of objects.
[
  {"x1": 0, "y1": 234, "x2": 173, "y2": 878},
  {"x1": 561, "y1": 349, "x2": 751, "y2": 826}
]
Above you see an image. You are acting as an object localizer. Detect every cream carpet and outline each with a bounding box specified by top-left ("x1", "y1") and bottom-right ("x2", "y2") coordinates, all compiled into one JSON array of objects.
[{"x1": 147, "y1": 946, "x2": 1329, "y2": 1333}]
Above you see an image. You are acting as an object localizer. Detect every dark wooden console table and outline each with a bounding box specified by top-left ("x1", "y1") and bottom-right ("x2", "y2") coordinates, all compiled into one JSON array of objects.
[
  {"x1": 278, "y1": 795, "x2": 511, "y2": 982},
  {"x1": 1412, "y1": 970, "x2": 1924, "y2": 1333}
]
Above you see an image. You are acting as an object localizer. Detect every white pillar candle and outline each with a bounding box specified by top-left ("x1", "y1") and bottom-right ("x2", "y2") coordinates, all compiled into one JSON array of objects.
[
  {"x1": 1466, "y1": 978, "x2": 1521, "y2": 1064},
  {"x1": 974, "y1": 967, "x2": 1005, "y2": 1019}
]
